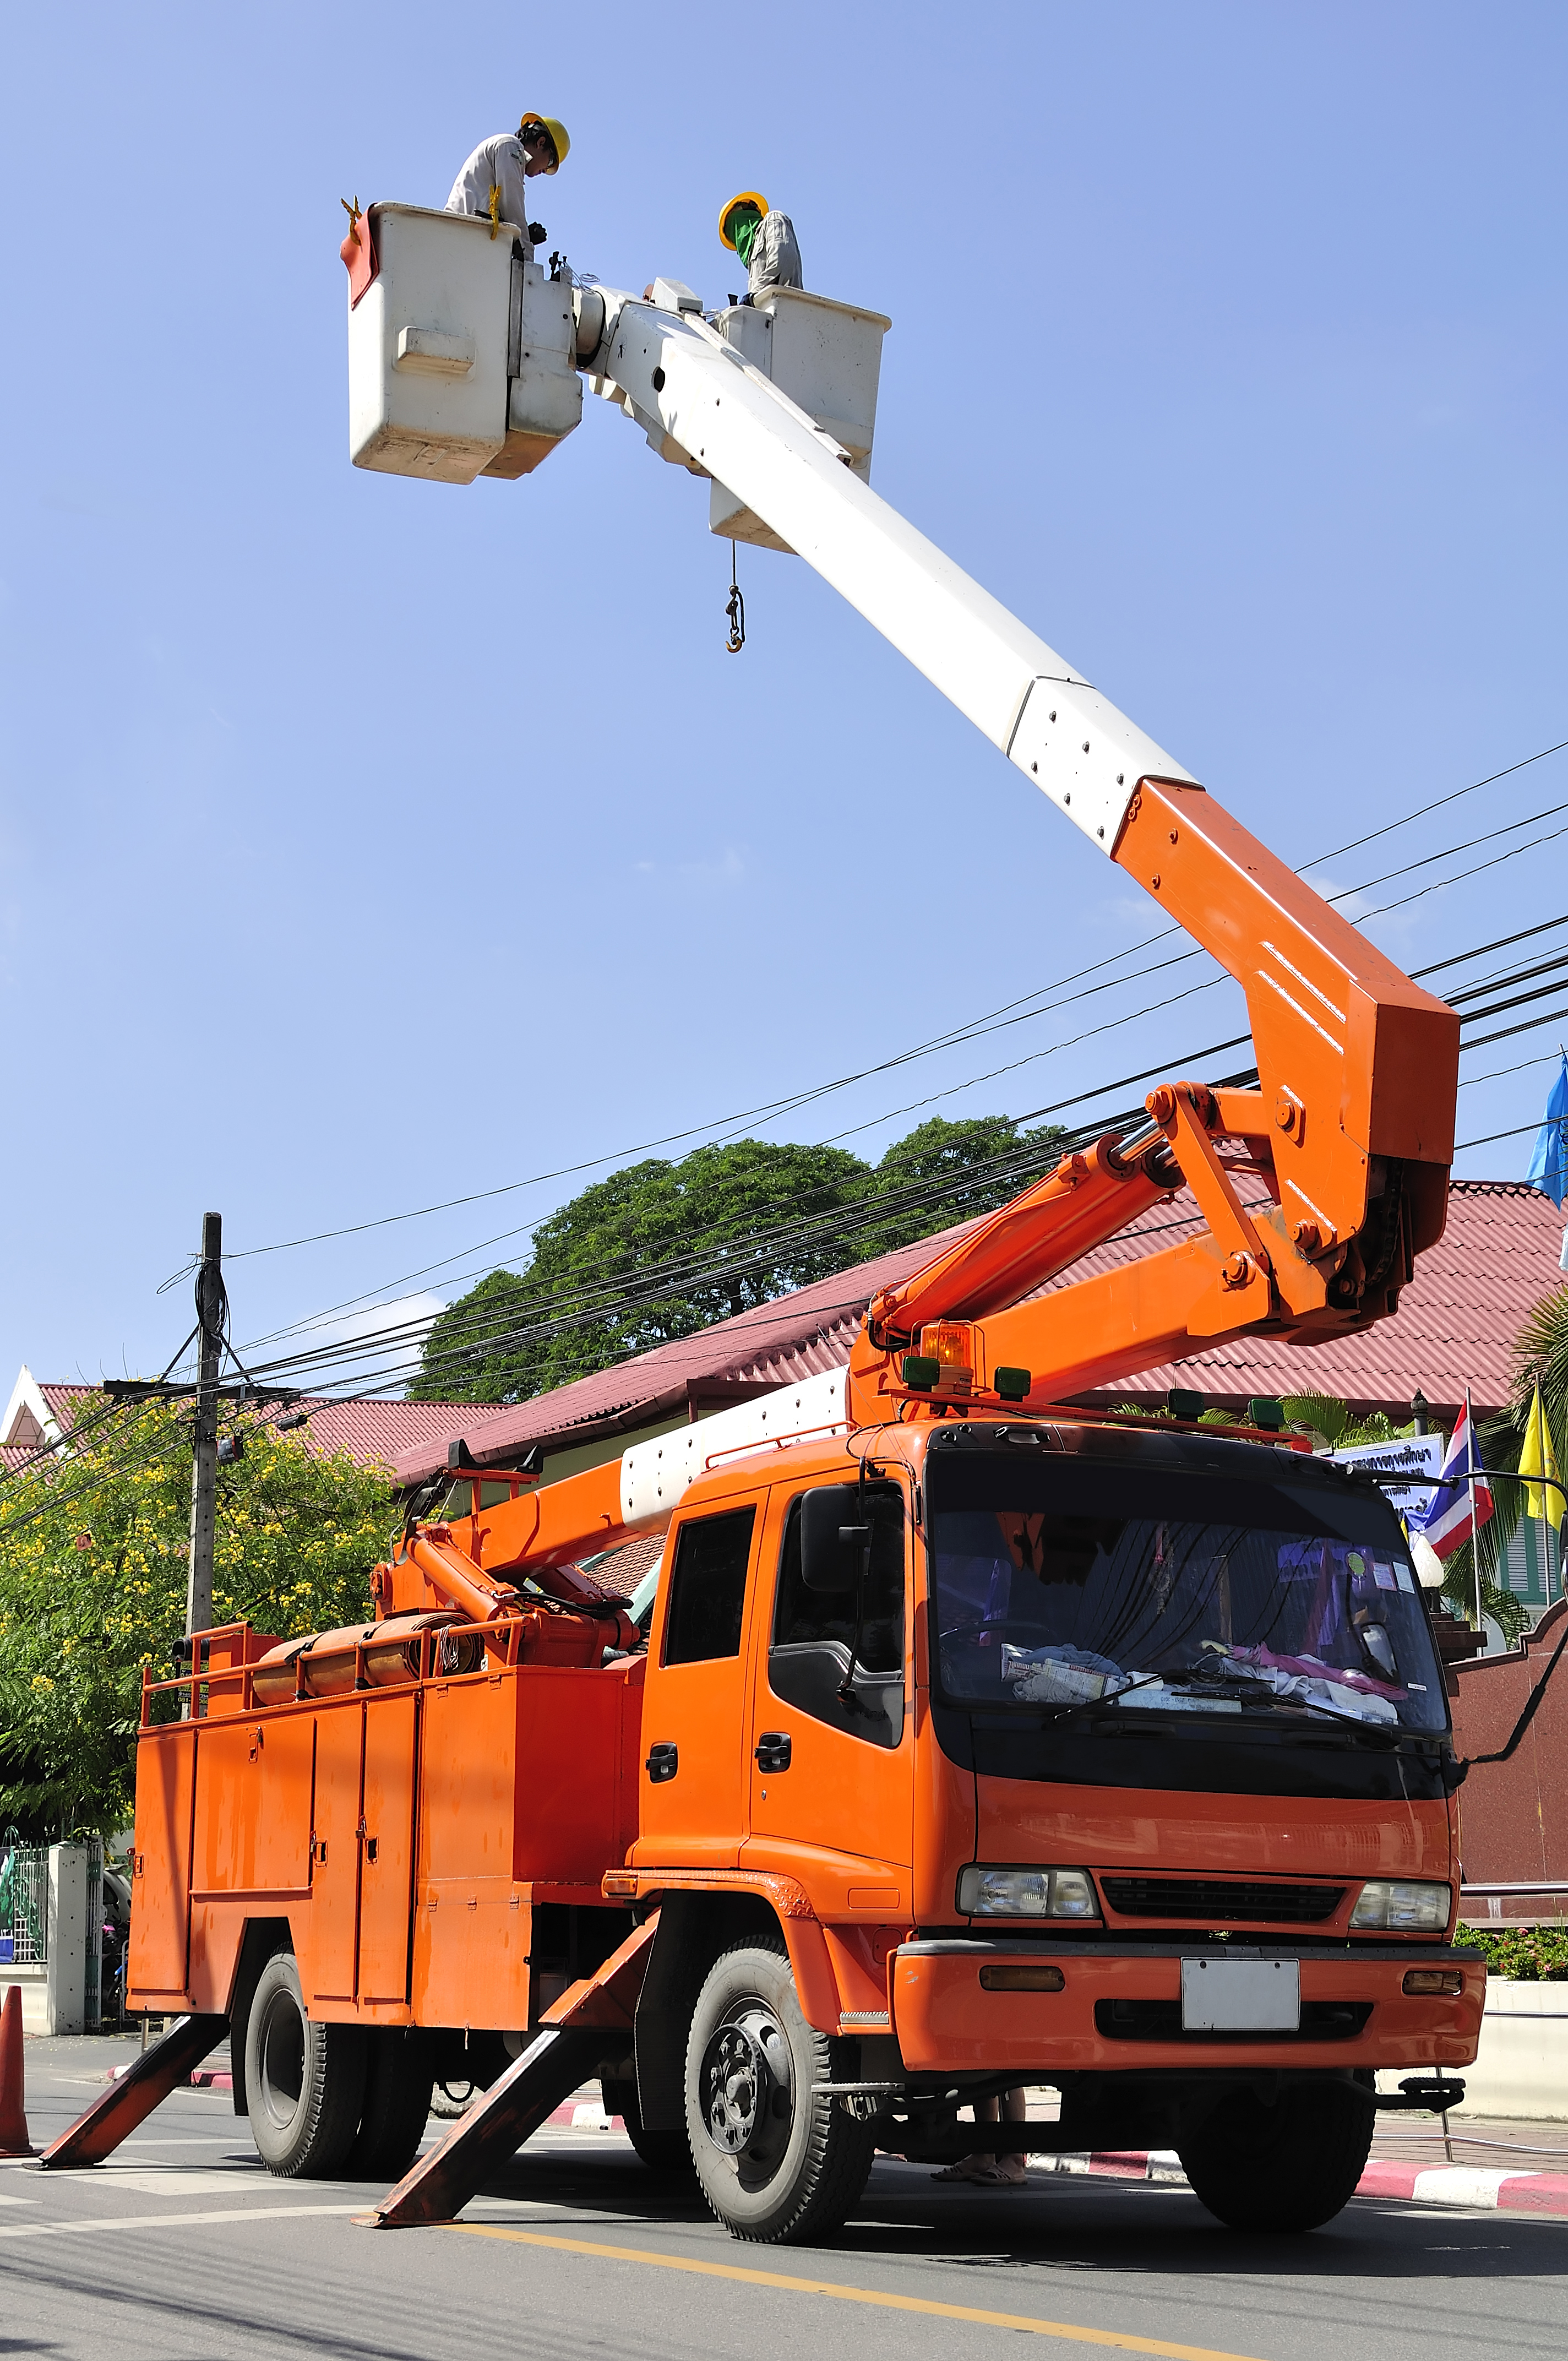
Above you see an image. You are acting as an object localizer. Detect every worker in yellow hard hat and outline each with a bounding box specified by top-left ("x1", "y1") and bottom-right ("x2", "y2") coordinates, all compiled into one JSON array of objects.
[
  {"x1": 719, "y1": 189, "x2": 803, "y2": 303},
  {"x1": 446, "y1": 113, "x2": 570, "y2": 260}
]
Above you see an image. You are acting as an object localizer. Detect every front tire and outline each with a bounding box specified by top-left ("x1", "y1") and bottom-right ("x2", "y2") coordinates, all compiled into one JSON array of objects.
[
  {"x1": 244, "y1": 1951, "x2": 367, "y2": 2179},
  {"x1": 684, "y1": 1938, "x2": 874, "y2": 2244},
  {"x1": 1176, "y1": 2080, "x2": 1374, "y2": 2232}
]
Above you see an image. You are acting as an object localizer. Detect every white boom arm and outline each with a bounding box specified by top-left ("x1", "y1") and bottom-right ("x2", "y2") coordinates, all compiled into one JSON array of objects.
[{"x1": 584, "y1": 288, "x2": 1195, "y2": 856}]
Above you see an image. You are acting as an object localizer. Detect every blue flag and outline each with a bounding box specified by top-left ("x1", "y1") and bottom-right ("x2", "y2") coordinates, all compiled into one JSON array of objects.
[{"x1": 1527, "y1": 1052, "x2": 1568, "y2": 1209}]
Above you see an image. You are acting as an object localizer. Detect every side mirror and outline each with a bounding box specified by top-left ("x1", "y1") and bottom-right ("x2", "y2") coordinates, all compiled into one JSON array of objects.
[{"x1": 800, "y1": 1486, "x2": 867, "y2": 1595}]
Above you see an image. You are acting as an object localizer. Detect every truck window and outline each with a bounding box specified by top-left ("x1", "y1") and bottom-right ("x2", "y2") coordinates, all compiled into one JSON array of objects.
[
  {"x1": 928, "y1": 1451, "x2": 1447, "y2": 1737},
  {"x1": 769, "y1": 1483, "x2": 905, "y2": 1749},
  {"x1": 662, "y1": 1506, "x2": 757, "y2": 1664}
]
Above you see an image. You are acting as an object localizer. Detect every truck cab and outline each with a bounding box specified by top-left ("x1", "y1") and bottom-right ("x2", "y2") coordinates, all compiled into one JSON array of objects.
[{"x1": 617, "y1": 1409, "x2": 1478, "y2": 2236}]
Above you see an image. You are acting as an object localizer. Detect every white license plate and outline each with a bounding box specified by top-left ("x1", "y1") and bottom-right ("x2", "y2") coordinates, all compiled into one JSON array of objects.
[{"x1": 1180, "y1": 1956, "x2": 1300, "y2": 2032}]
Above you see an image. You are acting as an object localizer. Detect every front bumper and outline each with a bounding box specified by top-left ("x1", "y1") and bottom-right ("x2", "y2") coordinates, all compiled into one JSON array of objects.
[{"x1": 890, "y1": 1937, "x2": 1484, "y2": 2076}]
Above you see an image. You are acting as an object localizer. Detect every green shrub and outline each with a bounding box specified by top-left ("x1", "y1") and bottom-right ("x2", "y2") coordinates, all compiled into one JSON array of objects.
[{"x1": 1456, "y1": 1921, "x2": 1568, "y2": 1980}]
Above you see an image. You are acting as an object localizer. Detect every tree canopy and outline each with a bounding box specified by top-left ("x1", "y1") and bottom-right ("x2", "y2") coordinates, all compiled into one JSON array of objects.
[
  {"x1": 0, "y1": 1402, "x2": 396, "y2": 1837},
  {"x1": 411, "y1": 1113, "x2": 1065, "y2": 1404}
]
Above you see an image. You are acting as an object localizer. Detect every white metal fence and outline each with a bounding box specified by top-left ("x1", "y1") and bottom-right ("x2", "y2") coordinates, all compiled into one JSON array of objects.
[{"x1": 0, "y1": 1842, "x2": 48, "y2": 1966}]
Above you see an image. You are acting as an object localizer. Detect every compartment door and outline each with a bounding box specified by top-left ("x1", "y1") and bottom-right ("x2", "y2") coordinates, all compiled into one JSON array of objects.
[
  {"x1": 128, "y1": 1726, "x2": 196, "y2": 1998},
  {"x1": 358, "y1": 1693, "x2": 418, "y2": 2004},
  {"x1": 305, "y1": 1706, "x2": 363, "y2": 2005}
]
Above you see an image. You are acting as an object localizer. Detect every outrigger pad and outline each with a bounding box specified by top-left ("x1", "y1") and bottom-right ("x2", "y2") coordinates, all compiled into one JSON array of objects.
[
  {"x1": 40, "y1": 2014, "x2": 230, "y2": 2169},
  {"x1": 356, "y1": 2026, "x2": 603, "y2": 2228}
]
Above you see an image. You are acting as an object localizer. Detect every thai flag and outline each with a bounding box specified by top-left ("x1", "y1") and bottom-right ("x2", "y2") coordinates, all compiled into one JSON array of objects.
[{"x1": 1412, "y1": 1397, "x2": 1494, "y2": 1562}]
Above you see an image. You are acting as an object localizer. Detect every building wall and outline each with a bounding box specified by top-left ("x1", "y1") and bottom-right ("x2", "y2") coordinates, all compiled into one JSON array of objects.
[{"x1": 1450, "y1": 1602, "x2": 1568, "y2": 1903}]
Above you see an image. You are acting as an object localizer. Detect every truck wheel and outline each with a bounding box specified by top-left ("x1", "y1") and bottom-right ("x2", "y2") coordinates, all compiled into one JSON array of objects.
[
  {"x1": 602, "y1": 2077, "x2": 694, "y2": 2174},
  {"x1": 244, "y1": 1951, "x2": 367, "y2": 2179},
  {"x1": 684, "y1": 1938, "x2": 874, "y2": 2244},
  {"x1": 1176, "y1": 2080, "x2": 1374, "y2": 2232},
  {"x1": 342, "y1": 2030, "x2": 434, "y2": 2182}
]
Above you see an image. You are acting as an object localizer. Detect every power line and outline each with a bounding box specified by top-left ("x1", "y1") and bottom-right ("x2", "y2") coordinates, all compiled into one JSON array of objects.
[
  {"x1": 1299, "y1": 737, "x2": 1568, "y2": 877},
  {"x1": 221, "y1": 925, "x2": 1568, "y2": 1397},
  {"x1": 210, "y1": 744, "x2": 1568, "y2": 1271}
]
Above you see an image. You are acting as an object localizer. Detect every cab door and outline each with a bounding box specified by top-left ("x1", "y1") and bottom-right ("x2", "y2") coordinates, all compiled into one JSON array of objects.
[
  {"x1": 742, "y1": 1479, "x2": 913, "y2": 1909},
  {"x1": 633, "y1": 1495, "x2": 764, "y2": 1870}
]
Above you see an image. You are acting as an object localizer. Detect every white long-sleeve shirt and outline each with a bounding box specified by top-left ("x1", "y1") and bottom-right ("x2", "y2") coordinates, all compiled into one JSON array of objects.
[{"x1": 445, "y1": 133, "x2": 536, "y2": 254}]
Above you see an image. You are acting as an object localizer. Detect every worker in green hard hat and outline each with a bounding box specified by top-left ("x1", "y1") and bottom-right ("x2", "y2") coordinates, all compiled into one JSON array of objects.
[
  {"x1": 447, "y1": 112, "x2": 570, "y2": 260},
  {"x1": 719, "y1": 190, "x2": 803, "y2": 302}
]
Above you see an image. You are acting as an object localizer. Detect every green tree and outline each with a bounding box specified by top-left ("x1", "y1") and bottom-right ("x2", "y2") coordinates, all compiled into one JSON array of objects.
[
  {"x1": 1463, "y1": 1277, "x2": 1568, "y2": 1633},
  {"x1": 858, "y1": 1114, "x2": 1066, "y2": 1256},
  {"x1": 412, "y1": 1115, "x2": 1066, "y2": 1406},
  {"x1": 0, "y1": 1400, "x2": 396, "y2": 1837},
  {"x1": 413, "y1": 1139, "x2": 873, "y2": 1402}
]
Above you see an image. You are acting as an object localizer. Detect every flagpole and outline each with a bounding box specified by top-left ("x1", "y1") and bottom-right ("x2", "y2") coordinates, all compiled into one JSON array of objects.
[{"x1": 1467, "y1": 1390, "x2": 1483, "y2": 1639}]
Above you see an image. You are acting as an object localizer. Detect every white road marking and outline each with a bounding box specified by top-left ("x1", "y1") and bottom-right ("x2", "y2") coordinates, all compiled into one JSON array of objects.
[
  {"x1": 0, "y1": 2204, "x2": 358, "y2": 2240},
  {"x1": 118, "y1": 2136, "x2": 237, "y2": 2149},
  {"x1": 63, "y1": 2170, "x2": 278, "y2": 2197}
]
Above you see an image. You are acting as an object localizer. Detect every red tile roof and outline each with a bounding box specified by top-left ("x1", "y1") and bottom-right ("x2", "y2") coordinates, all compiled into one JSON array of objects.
[
  {"x1": 392, "y1": 1179, "x2": 1565, "y2": 1483},
  {"x1": 390, "y1": 1220, "x2": 979, "y2": 1484},
  {"x1": 0, "y1": 1385, "x2": 479, "y2": 1477},
  {"x1": 1051, "y1": 1177, "x2": 1565, "y2": 1416}
]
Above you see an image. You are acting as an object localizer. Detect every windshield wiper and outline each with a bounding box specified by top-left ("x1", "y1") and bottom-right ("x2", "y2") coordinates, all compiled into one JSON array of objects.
[{"x1": 1164, "y1": 1662, "x2": 1411, "y2": 1743}]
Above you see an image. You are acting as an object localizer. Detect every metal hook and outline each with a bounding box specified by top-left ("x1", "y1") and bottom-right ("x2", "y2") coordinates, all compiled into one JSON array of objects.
[{"x1": 725, "y1": 541, "x2": 745, "y2": 654}]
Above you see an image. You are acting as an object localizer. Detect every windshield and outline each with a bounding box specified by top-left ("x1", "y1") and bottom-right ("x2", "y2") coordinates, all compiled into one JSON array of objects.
[{"x1": 929, "y1": 1448, "x2": 1447, "y2": 1738}]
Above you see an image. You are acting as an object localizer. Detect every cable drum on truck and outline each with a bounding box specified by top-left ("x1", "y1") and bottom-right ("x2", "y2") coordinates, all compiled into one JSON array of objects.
[{"x1": 250, "y1": 1613, "x2": 482, "y2": 1705}]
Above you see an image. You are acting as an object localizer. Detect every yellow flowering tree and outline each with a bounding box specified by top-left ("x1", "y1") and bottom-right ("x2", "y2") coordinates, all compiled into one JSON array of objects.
[{"x1": 0, "y1": 1399, "x2": 396, "y2": 1837}]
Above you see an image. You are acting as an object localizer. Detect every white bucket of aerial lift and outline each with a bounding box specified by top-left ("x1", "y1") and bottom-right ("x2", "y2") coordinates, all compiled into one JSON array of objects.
[
  {"x1": 484, "y1": 261, "x2": 582, "y2": 481},
  {"x1": 618, "y1": 1369, "x2": 849, "y2": 1527},
  {"x1": 349, "y1": 204, "x2": 514, "y2": 483},
  {"x1": 709, "y1": 287, "x2": 890, "y2": 552}
]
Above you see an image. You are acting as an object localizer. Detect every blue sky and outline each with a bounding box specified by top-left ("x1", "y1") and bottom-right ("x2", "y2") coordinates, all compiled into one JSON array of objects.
[{"x1": 2, "y1": 1, "x2": 1565, "y2": 1395}]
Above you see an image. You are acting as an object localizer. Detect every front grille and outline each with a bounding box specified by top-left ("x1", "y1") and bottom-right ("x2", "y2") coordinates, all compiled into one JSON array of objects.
[
  {"x1": 1096, "y1": 1998, "x2": 1373, "y2": 2044},
  {"x1": 1100, "y1": 1877, "x2": 1346, "y2": 1925}
]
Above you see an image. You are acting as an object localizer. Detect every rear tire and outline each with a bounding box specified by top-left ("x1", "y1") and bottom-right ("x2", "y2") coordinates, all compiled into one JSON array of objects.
[
  {"x1": 1175, "y1": 2080, "x2": 1374, "y2": 2232},
  {"x1": 602, "y1": 2077, "x2": 694, "y2": 2173},
  {"x1": 342, "y1": 2030, "x2": 434, "y2": 2182},
  {"x1": 684, "y1": 1938, "x2": 874, "y2": 2244},
  {"x1": 244, "y1": 1951, "x2": 367, "y2": 2179}
]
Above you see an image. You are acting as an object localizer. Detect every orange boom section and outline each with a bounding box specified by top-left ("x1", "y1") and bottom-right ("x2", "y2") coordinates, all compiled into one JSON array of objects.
[{"x1": 847, "y1": 773, "x2": 1458, "y2": 1422}]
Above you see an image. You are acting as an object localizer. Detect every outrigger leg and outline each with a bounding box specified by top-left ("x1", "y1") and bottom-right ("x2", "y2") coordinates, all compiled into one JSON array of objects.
[
  {"x1": 360, "y1": 1916, "x2": 657, "y2": 2229},
  {"x1": 40, "y1": 2014, "x2": 229, "y2": 2169}
]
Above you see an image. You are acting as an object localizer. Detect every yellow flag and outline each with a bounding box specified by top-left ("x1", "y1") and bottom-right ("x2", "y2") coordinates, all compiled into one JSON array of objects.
[{"x1": 1520, "y1": 1385, "x2": 1563, "y2": 1533}]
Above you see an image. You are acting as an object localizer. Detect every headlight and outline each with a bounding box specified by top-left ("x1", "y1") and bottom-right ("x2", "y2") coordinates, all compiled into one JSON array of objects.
[
  {"x1": 1349, "y1": 1879, "x2": 1451, "y2": 1932},
  {"x1": 957, "y1": 1865, "x2": 1100, "y2": 1919}
]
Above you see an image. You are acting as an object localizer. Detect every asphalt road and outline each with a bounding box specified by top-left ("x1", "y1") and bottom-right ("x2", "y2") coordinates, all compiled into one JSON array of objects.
[{"x1": 7, "y1": 2037, "x2": 1564, "y2": 2361}]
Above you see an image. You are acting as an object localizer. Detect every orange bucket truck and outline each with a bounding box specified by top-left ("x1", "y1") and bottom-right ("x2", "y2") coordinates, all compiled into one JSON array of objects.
[{"x1": 43, "y1": 205, "x2": 1499, "y2": 2244}]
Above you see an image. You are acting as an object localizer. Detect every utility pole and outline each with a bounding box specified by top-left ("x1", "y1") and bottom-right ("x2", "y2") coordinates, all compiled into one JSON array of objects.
[{"x1": 186, "y1": 1211, "x2": 224, "y2": 1640}]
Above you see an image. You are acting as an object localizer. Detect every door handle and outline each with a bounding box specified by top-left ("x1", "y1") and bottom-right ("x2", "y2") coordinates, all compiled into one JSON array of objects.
[
  {"x1": 754, "y1": 1731, "x2": 792, "y2": 1773},
  {"x1": 646, "y1": 1741, "x2": 679, "y2": 1783}
]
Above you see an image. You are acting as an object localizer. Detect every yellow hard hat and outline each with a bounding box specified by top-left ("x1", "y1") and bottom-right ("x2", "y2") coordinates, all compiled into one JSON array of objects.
[
  {"x1": 519, "y1": 113, "x2": 570, "y2": 169},
  {"x1": 718, "y1": 189, "x2": 768, "y2": 249}
]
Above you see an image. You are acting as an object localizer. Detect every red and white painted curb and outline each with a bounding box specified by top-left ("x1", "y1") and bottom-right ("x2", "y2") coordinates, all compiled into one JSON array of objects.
[
  {"x1": 156, "y1": 2076, "x2": 1568, "y2": 2215},
  {"x1": 1356, "y1": 2158, "x2": 1568, "y2": 2216},
  {"x1": 543, "y1": 2101, "x2": 624, "y2": 2130},
  {"x1": 1031, "y1": 2147, "x2": 1568, "y2": 2217}
]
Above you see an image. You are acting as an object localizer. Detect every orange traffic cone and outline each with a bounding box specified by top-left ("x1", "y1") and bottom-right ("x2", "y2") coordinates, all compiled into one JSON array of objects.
[{"x1": 0, "y1": 1985, "x2": 34, "y2": 2156}]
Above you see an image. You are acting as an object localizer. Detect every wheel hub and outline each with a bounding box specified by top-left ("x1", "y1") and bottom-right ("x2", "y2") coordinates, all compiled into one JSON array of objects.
[{"x1": 700, "y1": 2005, "x2": 792, "y2": 2157}]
